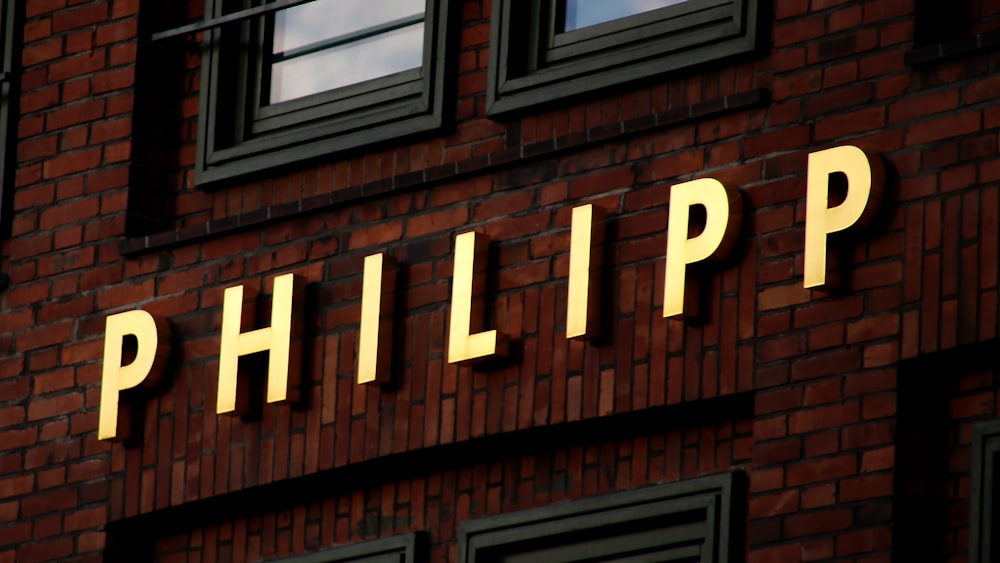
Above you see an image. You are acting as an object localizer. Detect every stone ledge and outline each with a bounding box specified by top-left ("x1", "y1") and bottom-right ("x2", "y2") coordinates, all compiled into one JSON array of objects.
[
  {"x1": 119, "y1": 88, "x2": 770, "y2": 256},
  {"x1": 906, "y1": 29, "x2": 1000, "y2": 66}
]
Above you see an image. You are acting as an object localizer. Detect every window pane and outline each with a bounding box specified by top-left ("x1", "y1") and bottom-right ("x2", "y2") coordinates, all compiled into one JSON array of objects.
[
  {"x1": 270, "y1": 22, "x2": 424, "y2": 103},
  {"x1": 273, "y1": 0, "x2": 424, "y2": 53},
  {"x1": 562, "y1": 0, "x2": 690, "y2": 31}
]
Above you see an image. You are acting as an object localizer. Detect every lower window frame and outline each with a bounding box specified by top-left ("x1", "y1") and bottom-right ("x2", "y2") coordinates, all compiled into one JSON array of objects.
[
  {"x1": 970, "y1": 420, "x2": 1000, "y2": 563},
  {"x1": 0, "y1": 0, "x2": 19, "y2": 237},
  {"x1": 195, "y1": 0, "x2": 454, "y2": 188},
  {"x1": 486, "y1": 0, "x2": 760, "y2": 117}
]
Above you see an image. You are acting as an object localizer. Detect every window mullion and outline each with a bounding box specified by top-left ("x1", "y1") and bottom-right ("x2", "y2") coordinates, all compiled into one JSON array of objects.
[
  {"x1": 152, "y1": 0, "x2": 318, "y2": 42},
  {"x1": 272, "y1": 13, "x2": 425, "y2": 63}
]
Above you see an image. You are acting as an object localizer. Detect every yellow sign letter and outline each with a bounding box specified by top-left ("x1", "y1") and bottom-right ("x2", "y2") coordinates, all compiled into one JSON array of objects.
[
  {"x1": 664, "y1": 178, "x2": 742, "y2": 318},
  {"x1": 448, "y1": 231, "x2": 507, "y2": 363},
  {"x1": 217, "y1": 273, "x2": 305, "y2": 415},
  {"x1": 567, "y1": 204, "x2": 605, "y2": 339},
  {"x1": 99, "y1": 310, "x2": 171, "y2": 441},
  {"x1": 358, "y1": 253, "x2": 396, "y2": 385},
  {"x1": 805, "y1": 145, "x2": 884, "y2": 288}
]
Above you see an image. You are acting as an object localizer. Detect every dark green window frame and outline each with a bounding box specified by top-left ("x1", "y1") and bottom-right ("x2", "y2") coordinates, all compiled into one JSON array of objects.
[
  {"x1": 195, "y1": 0, "x2": 453, "y2": 188},
  {"x1": 0, "y1": 0, "x2": 19, "y2": 236},
  {"x1": 486, "y1": 0, "x2": 760, "y2": 117},
  {"x1": 459, "y1": 472, "x2": 745, "y2": 563},
  {"x1": 971, "y1": 420, "x2": 1000, "y2": 563},
  {"x1": 267, "y1": 532, "x2": 427, "y2": 563}
]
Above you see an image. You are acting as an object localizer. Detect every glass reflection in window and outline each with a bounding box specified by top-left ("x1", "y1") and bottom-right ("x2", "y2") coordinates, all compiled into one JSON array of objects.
[
  {"x1": 562, "y1": 0, "x2": 690, "y2": 31},
  {"x1": 270, "y1": 0, "x2": 425, "y2": 104}
]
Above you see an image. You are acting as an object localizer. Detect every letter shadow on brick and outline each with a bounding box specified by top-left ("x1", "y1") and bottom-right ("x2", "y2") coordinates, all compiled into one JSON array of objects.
[
  {"x1": 825, "y1": 160, "x2": 899, "y2": 296},
  {"x1": 118, "y1": 323, "x2": 181, "y2": 447},
  {"x1": 685, "y1": 202, "x2": 744, "y2": 327},
  {"x1": 382, "y1": 262, "x2": 412, "y2": 393},
  {"x1": 468, "y1": 244, "x2": 521, "y2": 372}
]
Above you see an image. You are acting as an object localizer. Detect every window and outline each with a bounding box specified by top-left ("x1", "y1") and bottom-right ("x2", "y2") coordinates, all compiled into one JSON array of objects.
[
  {"x1": 0, "y1": 0, "x2": 19, "y2": 236},
  {"x1": 908, "y1": 0, "x2": 1000, "y2": 64},
  {"x1": 267, "y1": 0, "x2": 425, "y2": 103},
  {"x1": 459, "y1": 472, "x2": 745, "y2": 563},
  {"x1": 269, "y1": 532, "x2": 427, "y2": 563},
  {"x1": 486, "y1": 0, "x2": 760, "y2": 116},
  {"x1": 562, "y1": 0, "x2": 693, "y2": 32},
  {"x1": 195, "y1": 0, "x2": 454, "y2": 187},
  {"x1": 913, "y1": 0, "x2": 1000, "y2": 45},
  {"x1": 970, "y1": 420, "x2": 1000, "y2": 563}
]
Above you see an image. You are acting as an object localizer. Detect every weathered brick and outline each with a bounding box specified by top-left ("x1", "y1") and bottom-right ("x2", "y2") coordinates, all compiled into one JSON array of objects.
[
  {"x1": 908, "y1": 111, "x2": 982, "y2": 144},
  {"x1": 42, "y1": 148, "x2": 102, "y2": 178},
  {"x1": 784, "y1": 508, "x2": 853, "y2": 537},
  {"x1": 47, "y1": 50, "x2": 106, "y2": 82},
  {"x1": 26, "y1": 391, "x2": 83, "y2": 420},
  {"x1": 51, "y1": 2, "x2": 108, "y2": 33}
]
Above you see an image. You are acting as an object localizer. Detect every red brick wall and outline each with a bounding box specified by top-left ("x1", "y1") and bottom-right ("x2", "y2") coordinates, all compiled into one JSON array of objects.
[
  {"x1": 1, "y1": 0, "x2": 999, "y2": 562},
  {"x1": 143, "y1": 414, "x2": 752, "y2": 562}
]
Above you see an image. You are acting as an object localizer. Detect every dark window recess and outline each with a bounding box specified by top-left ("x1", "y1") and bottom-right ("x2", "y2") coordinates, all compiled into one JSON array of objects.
[
  {"x1": 267, "y1": 532, "x2": 427, "y2": 563},
  {"x1": 908, "y1": 0, "x2": 1000, "y2": 64},
  {"x1": 0, "y1": 0, "x2": 20, "y2": 237},
  {"x1": 459, "y1": 472, "x2": 746, "y2": 563},
  {"x1": 486, "y1": 0, "x2": 760, "y2": 117},
  {"x1": 188, "y1": 0, "x2": 453, "y2": 187},
  {"x1": 970, "y1": 420, "x2": 1000, "y2": 563},
  {"x1": 914, "y1": 0, "x2": 1000, "y2": 45}
]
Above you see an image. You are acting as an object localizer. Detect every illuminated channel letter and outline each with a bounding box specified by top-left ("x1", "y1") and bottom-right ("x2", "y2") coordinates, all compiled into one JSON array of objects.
[
  {"x1": 99, "y1": 310, "x2": 171, "y2": 441},
  {"x1": 448, "y1": 231, "x2": 507, "y2": 364},
  {"x1": 804, "y1": 145, "x2": 884, "y2": 288},
  {"x1": 217, "y1": 273, "x2": 305, "y2": 415},
  {"x1": 358, "y1": 253, "x2": 396, "y2": 385},
  {"x1": 567, "y1": 204, "x2": 605, "y2": 339},
  {"x1": 664, "y1": 178, "x2": 742, "y2": 318}
]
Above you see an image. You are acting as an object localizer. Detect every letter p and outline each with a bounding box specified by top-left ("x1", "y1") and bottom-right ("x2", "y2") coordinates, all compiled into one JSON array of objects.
[
  {"x1": 664, "y1": 178, "x2": 742, "y2": 318},
  {"x1": 805, "y1": 145, "x2": 884, "y2": 288},
  {"x1": 99, "y1": 310, "x2": 171, "y2": 441}
]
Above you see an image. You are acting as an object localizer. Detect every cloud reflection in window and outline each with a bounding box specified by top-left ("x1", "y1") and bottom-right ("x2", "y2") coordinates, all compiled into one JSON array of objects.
[
  {"x1": 563, "y1": 0, "x2": 690, "y2": 31},
  {"x1": 270, "y1": 0, "x2": 425, "y2": 103}
]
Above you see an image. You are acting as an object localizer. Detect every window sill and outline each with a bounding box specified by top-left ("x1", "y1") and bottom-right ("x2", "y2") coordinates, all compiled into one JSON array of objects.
[
  {"x1": 487, "y1": 0, "x2": 761, "y2": 118},
  {"x1": 193, "y1": 0, "x2": 453, "y2": 190},
  {"x1": 906, "y1": 29, "x2": 1000, "y2": 66}
]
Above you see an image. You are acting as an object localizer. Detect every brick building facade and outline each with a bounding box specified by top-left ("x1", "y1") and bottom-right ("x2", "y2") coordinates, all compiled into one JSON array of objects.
[{"x1": 1, "y1": 0, "x2": 1000, "y2": 561}]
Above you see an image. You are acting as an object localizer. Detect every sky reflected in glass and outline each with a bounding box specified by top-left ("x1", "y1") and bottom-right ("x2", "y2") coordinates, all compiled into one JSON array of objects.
[
  {"x1": 563, "y1": 0, "x2": 690, "y2": 31},
  {"x1": 270, "y1": 22, "x2": 424, "y2": 103},
  {"x1": 273, "y1": 0, "x2": 423, "y2": 53}
]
